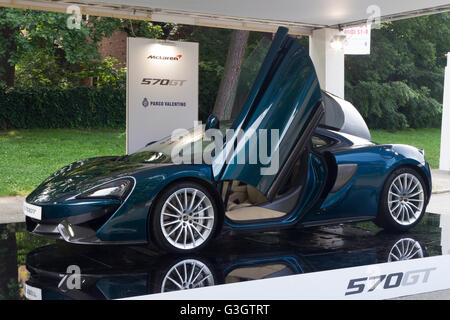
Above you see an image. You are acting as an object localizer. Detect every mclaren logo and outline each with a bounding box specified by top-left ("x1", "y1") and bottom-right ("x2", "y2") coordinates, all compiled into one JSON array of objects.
[{"x1": 147, "y1": 54, "x2": 182, "y2": 61}]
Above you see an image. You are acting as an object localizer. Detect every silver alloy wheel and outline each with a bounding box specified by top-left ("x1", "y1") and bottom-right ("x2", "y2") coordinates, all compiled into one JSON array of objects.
[
  {"x1": 388, "y1": 173, "x2": 424, "y2": 226},
  {"x1": 160, "y1": 188, "x2": 214, "y2": 250},
  {"x1": 161, "y1": 259, "x2": 215, "y2": 292},
  {"x1": 388, "y1": 238, "x2": 424, "y2": 262}
]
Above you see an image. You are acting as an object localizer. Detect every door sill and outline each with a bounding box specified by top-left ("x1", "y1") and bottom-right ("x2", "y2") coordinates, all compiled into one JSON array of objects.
[{"x1": 225, "y1": 206, "x2": 288, "y2": 224}]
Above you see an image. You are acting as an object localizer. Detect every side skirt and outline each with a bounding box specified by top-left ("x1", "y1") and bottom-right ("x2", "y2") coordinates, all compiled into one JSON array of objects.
[{"x1": 220, "y1": 216, "x2": 375, "y2": 235}]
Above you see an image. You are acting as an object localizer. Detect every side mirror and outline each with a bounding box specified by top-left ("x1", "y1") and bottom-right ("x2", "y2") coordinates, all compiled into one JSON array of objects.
[{"x1": 205, "y1": 114, "x2": 220, "y2": 131}]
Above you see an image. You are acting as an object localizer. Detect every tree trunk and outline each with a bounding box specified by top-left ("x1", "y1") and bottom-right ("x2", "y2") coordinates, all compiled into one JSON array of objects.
[
  {"x1": 0, "y1": 9, "x2": 17, "y2": 87},
  {"x1": 212, "y1": 30, "x2": 249, "y2": 120},
  {"x1": 0, "y1": 31, "x2": 16, "y2": 87}
]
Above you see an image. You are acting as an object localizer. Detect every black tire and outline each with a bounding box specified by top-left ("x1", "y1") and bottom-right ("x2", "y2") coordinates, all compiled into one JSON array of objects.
[
  {"x1": 151, "y1": 182, "x2": 219, "y2": 254},
  {"x1": 374, "y1": 167, "x2": 427, "y2": 232}
]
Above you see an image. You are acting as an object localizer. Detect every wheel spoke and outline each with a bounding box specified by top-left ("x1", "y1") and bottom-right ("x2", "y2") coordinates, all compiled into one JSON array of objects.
[
  {"x1": 191, "y1": 224, "x2": 205, "y2": 239},
  {"x1": 408, "y1": 190, "x2": 423, "y2": 198},
  {"x1": 392, "y1": 182, "x2": 402, "y2": 194},
  {"x1": 396, "y1": 178, "x2": 402, "y2": 193},
  {"x1": 174, "y1": 226, "x2": 184, "y2": 242},
  {"x1": 192, "y1": 216, "x2": 214, "y2": 220},
  {"x1": 389, "y1": 253, "x2": 400, "y2": 261},
  {"x1": 391, "y1": 202, "x2": 401, "y2": 214},
  {"x1": 163, "y1": 211, "x2": 180, "y2": 218},
  {"x1": 167, "y1": 203, "x2": 182, "y2": 215},
  {"x1": 195, "y1": 275, "x2": 212, "y2": 286},
  {"x1": 183, "y1": 260, "x2": 188, "y2": 281},
  {"x1": 167, "y1": 276, "x2": 183, "y2": 289},
  {"x1": 174, "y1": 267, "x2": 184, "y2": 283},
  {"x1": 192, "y1": 196, "x2": 206, "y2": 212},
  {"x1": 192, "y1": 206, "x2": 212, "y2": 216},
  {"x1": 408, "y1": 201, "x2": 420, "y2": 212},
  {"x1": 188, "y1": 261, "x2": 196, "y2": 284},
  {"x1": 189, "y1": 190, "x2": 198, "y2": 210},
  {"x1": 400, "y1": 206, "x2": 406, "y2": 222},
  {"x1": 409, "y1": 181, "x2": 420, "y2": 194},
  {"x1": 188, "y1": 225, "x2": 196, "y2": 245},
  {"x1": 167, "y1": 223, "x2": 182, "y2": 237},
  {"x1": 389, "y1": 191, "x2": 401, "y2": 198},
  {"x1": 192, "y1": 221, "x2": 212, "y2": 230},
  {"x1": 163, "y1": 220, "x2": 179, "y2": 227},
  {"x1": 174, "y1": 193, "x2": 184, "y2": 211},
  {"x1": 191, "y1": 266, "x2": 205, "y2": 284}
]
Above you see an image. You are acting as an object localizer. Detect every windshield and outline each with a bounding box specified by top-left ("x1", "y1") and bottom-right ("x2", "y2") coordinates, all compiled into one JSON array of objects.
[{"x1": 124, "y1": 121, "x2": 234, "y2": 164}]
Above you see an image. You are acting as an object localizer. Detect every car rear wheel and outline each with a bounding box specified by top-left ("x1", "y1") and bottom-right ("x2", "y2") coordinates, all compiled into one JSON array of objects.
[
  {"x1": 375, "y1": 167, "x2": 427, "y2": 232},
  {"x1": 151, "y1": 182, "x2": 218, "y2": 253}
]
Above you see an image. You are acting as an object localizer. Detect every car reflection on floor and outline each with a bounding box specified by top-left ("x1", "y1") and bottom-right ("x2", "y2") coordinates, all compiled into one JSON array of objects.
[{"x1": 22, "y1": 213, "x2": 443, "y2": 300}]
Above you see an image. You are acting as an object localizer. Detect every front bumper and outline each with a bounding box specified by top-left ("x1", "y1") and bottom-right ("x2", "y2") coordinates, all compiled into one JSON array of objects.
[
  {"x1": 25, "y1": 200, "x2": 145, "y2": 245},
  {"x1": 27, "y1": 217, "x2": 101, "y2": 244}
]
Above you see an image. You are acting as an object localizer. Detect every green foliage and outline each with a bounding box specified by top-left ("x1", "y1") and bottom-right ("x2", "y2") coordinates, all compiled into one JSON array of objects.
[
  {"x1": 124, "y1": 20, "x2": 165, "y2": 39},
  {"x1": 0, "y1": 86, "x2": 125, "y2": 130},
  {"x1": 0, "y1": 7, "x2": 125, "y2": 87},
  {"x1": 346, "y1": 81, "x2": 442, "y2": 130},
  {"x1": 81, "y1": 57, "x2": 127, "y2": 88},
  {"x1": 345, "y1": 13, "x2": 450, "y2": 129}
]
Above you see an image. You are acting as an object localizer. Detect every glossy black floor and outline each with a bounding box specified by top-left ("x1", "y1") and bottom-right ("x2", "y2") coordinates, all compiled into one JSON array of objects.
[{"x1": 0, "y1": 213, "x2": 444, "y2": 300}]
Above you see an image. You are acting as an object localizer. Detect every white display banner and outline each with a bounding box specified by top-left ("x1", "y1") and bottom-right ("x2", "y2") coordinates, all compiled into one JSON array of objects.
[
  {"x1": 127, "y1": 38, "x2": 199, "y2": 154},
  {"x1": 439, "y1": 54, "x2": 450, "y2": 171},
  {"x1": 343, "y1": 24, "x2": 371, "y2": 55},
  {"x1": 124, "y1": 254, "x2": 450, "y2": 300}
]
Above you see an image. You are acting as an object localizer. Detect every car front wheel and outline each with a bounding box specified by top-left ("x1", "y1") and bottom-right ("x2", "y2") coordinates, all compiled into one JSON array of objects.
[
  {"x1": 375, "y1": 167, "x2": 427, "y2": 232},
  {"x1": 151, "y1": 182, "x2": 218, "y2": 253}
]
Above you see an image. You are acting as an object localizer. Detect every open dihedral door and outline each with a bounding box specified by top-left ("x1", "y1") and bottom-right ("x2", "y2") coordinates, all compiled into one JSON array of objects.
[{"x1": 212, "y1": 27, "x2": 324, "y2": 202}]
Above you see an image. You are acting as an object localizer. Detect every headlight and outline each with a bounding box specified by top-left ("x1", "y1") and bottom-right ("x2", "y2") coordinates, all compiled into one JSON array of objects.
[{"x1": 76, "y1": 178, "x2": 134, "y2": 200}]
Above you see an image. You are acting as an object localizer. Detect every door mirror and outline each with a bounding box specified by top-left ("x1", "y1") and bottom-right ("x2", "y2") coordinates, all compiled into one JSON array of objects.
[{"x1": 205, "y1": 114, "x2": 220, "y2": 131}]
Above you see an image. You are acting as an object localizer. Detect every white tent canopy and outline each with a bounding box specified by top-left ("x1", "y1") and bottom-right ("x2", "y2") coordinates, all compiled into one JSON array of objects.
[{"x1": 0, "y1": 0, "x2": 449, "y2": 35}]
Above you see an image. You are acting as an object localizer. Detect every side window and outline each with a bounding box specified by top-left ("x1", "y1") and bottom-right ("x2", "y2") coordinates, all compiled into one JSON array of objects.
[{"x1": 312, "y1": 135, "x2": 333, "y2": 149}]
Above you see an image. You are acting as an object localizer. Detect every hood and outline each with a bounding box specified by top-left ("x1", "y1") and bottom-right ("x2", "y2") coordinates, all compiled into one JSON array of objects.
[{"x1": 26, "y1": 156, "x2": 167, "y2": 204}]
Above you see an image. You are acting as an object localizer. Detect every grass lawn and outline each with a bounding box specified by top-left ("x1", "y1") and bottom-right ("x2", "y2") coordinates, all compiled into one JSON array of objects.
[
  {"x1": 0, "y1": 129, "x2": 126, "y2": 196},
  {"x1": 0, "y1": 127, "x2": 442, "y2": 197}
]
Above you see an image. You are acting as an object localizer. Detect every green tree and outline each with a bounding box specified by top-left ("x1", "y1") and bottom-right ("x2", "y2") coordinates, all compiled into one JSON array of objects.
[
  {"x1": 0, "y1": 7, "x2": 123, "y2": 87},
  {"x1": 345, "y1": 13, "x2": 450, "y2": 130}
]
